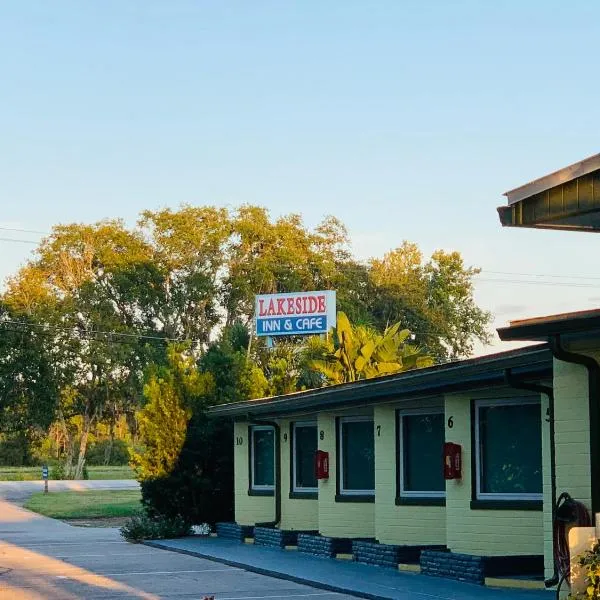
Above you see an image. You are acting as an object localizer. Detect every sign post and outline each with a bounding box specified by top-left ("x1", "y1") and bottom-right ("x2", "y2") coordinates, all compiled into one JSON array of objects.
[
  {"x1": 42, "y1": 465, "x2": 49, "y2": 494},
  {"x1": 255, "y1": 291, "x2": 336, "y2": 338}
]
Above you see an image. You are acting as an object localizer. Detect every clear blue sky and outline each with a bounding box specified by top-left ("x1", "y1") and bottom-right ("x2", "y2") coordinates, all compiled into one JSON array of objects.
[{"x1": 2, "y1": 1, "x2": 600, "y2": 355}]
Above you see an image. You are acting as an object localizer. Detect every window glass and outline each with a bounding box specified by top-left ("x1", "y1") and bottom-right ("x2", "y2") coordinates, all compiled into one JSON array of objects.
[
  {"x1": 294, "y1": 424, "x2": 318, "y2": 489},
  {"x1": 402, "y1": 413, "x2": 445, "y2": 493},
  {"x1": 341, "y1": 419, "x2": 375, "y2": 492},
  {"x1": 252, "y1": 428, "x2": 274, "y2": 488},
  {"x1": 478, "y1": 403, "x2": 542, "y2": 496}
]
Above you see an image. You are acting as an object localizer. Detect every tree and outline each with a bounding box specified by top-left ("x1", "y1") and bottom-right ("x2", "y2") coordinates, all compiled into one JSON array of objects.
[
  {"x1": 0, "y1": 206, "x2": 491, "y2": 472},
  {"x1": 368, "y1": 242, "x2": 491, "y2": 361},
  {"x1": 223, "y1": 207, "x2": 357, "y2": 325},
  {"x1": 131, "y1": 345, "x2": 214, "y2": 480},
  {"x1": 310, "y1": 312, "x2": 433, "y2": 384},
  {"x1": 0, "y1": 304, "x2": 58, "y2": 461}
]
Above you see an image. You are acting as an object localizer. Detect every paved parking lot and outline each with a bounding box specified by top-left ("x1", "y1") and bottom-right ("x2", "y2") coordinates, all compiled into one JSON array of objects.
[{"x1": 0, "y1": 500, "x2": 352, "y2": 599}]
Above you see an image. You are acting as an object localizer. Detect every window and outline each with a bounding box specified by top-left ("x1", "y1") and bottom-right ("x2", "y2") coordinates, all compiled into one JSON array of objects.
[
  {"x1": 399, "y1": 410, "x2": 445, "y2": 498},
  {"x1": 475, "y1": 398, "x2": 542, "y2": 501},
  {"x1": 292, "y1": 422, "x2": 318, "y2": 493},
  {"x1": 250, "y1": 426, "x2": 275, "y2": 492},
  {"x1": 338, "y1": 417, "x2": 375, "y2": 495}
]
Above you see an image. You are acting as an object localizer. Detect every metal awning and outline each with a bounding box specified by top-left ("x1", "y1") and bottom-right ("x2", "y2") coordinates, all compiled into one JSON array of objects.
[{"x1": 497, "y1": 153, "x2": 600, "y2": 232}]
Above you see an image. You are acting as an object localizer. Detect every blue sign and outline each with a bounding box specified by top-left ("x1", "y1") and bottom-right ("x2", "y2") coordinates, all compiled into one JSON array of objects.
[
  {"x1": 255, "y1": 291, "x2": 336, "y2": 337},
  {"x1": 256, "y1": 316, "x2": 327, "y2": 336},
  {"x1": 42, "y1": 466, "x2": 49, "y2": 480}
]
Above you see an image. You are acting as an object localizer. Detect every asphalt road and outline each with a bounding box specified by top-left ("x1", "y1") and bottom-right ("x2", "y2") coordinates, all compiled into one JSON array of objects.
[
  {"x1": 0, "y1": 480, "x2": 140, "y2": 503},
  {"x1": 0, "y1": 499, "x2": 353, "y2": 599}
]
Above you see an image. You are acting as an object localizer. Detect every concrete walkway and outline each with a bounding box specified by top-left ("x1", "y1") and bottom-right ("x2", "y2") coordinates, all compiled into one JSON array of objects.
[{"x1": 148, "y1": 537, "x2": 550, "y2": 600}]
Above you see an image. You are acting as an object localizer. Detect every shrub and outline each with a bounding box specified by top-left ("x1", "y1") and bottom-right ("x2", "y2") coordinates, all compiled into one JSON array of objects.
[
  {"x1": 140, "y1": 415, "x2": 234, "y2": 526},
  {"x1": 86, "y1": 439, "x2": 130, "y2": 466},
  {"x1": 0, "y1": 436, "x2": 30, "y2": 466},
  {"x1": 120, "y1": 513, "x2": 192, "y2": 543},
  {"x1": 50, "y1": 463, "x2": 66, "y2": 480},
  {"x1": 570, "y1": 541, "x2": 600, "y2": 598}
]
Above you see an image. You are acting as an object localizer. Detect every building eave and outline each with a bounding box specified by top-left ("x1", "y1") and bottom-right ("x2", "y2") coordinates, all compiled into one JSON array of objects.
[
  {"x1": 208, "y1": 345, "x2": 551, "y2": 419},
  {"x1": 504, "y1": 153, "x2": 600, "y2": 205},
  {"x1": 497, "y1": 310, "x2": 600, "y2": 342}
]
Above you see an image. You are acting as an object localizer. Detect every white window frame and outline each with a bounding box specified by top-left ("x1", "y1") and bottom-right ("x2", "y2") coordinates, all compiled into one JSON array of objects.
[
  {"x1": 398, "y1": 408, "x2": 446, "y2": 499},
  {"x1": 338, "y1": 416, "x2": 375, "y2": 496},
  {"x1": 292, "y1": 421, "x2": 318, "y2": 493},
  {"x1": 474, "y1": 397, "x2": 543, "y2": 502},
  {"x1": 250, "y1": 425, "x2": 275, "y2": 492}
]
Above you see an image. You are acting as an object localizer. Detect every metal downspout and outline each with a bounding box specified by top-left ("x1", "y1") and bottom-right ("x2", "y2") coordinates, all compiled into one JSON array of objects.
[
  {"x1": 248, "y1": 416, "x2": 281, "y2": 528},
  {"x1": 549, "y1": 335, "x2": 600, "y2": 524},
  {"x1": 504, "y1": 368, "x2": 557, "y2": 588}
]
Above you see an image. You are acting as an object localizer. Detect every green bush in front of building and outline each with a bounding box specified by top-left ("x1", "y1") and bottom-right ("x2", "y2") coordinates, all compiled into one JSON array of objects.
[
  {"x1": 570, "y1": 541, "x2": 600, "y2": 599},
  {"x1": 140, "y1": 414, "x2": 234, "y2": 527}
]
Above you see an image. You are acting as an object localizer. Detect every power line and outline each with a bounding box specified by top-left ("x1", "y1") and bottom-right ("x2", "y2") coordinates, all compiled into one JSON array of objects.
[
  {"x1": 0, "y1": 237, "x2": 39, "y2": 245},
  {"x1": 0, "y1": 226, "x2": 48, "y2": 235},
  {"x1": 2, "y1": 232, "x2": 600, "y2": 287},
  {"x1": 483, "y1": 270, "x2": 600, "y2": 281},
  {"x1": 0, "y1": 319, "x2": 190, "y2": 344},
  {"x1": 477, "y1": 277, "x2": 600, "y2": 289}
]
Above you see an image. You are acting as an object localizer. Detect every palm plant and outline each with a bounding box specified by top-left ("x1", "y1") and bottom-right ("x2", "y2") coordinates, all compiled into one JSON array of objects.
[{"x1": 310, "y1": 311, "x2": 432, "y2": 384}]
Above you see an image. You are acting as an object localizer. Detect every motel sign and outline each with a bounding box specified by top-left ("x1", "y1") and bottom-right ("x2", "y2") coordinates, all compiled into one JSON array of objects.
[{"x1": 255, "y1": 291, "x2": 336, "y2": 337}]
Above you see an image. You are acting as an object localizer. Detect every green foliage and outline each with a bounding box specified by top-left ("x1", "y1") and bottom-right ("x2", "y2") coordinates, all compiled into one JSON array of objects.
[
  {"x1": 310, "y1": 312, "x2": 433, "y2": 384},
  {"x1": 0, "y1": 436, "x2": 32, "y2": 466},
  {"x1": 51, "y1": 463, "x2": 66, "y2": 480},
  {"x1": 0, "y1": 205, "x2": 490, "y2": 496},
  {"x1": 0, "y1": 304, "x2": 59, "y2": 438},
  {"x1": 570, "y1": 541, "x2": 600, "y2": 599},
  {"x1": 131, "y1": 345, "x2": 214, "y2": 480},
  {"x1": 86, "y1": 439, "x2": 130, "y2": 466},
  {"x1": 368, "y1": 243, "x2": 491, "y2": 360},
  {"x1": 140, "y1": 415, "x2": 234, "y2": 526},
  {"x1": 199, "y1": 324, "x2": 269, "y2": 404},
  {"x1": 120, "y1": 513, "x2": 192, "y2": 543}
]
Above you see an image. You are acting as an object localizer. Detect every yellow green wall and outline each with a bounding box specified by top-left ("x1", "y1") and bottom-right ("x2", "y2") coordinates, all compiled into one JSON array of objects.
[
  {"x1": 233, "y1": 421, "x2": 275, "y2": 526},
  {"x1": 233, "y1": 381, "x2": 560, "y2": 561},
  {"x1": 374, "y1": 403, "x2": 446, "y2": 546},
  {"x1": 278, "y1": 418, "x2": 318, "y2": 531},
  {"x1": 444, "y1": 392, "x2": 544, "y2": 556},
  {"x1": 317, "y1": 411, "x2": 375, "y2": 538},
  {"x1": 549, "y1": 349, "x2": 599, "y2": 580},
  {"x1": 553, "y1": 357, "x2": 592, "y2": 508}
]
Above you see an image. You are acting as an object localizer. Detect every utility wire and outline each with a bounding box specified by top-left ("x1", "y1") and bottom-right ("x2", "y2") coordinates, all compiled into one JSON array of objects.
[
  {"x1": 0, "y1": 317, "x2": 463, "y2": 343},
  {"x1": 2, "y1": 230, "x2": 600, "y2": 286},
  {"x1": 0, "y1": 226, "x2": 48, "y2": 235},
  {"x1": 476, "y1": 278, "x2": 600, "y2": 289},
  {"x1": 483, "y1": 270, "x2": 600, "y2": 281},
  {"x1": 0, "y1": 237, "x2": 39, "y2": 244},
  {"x1": 0, "y1": 320, "x2": 187, "y2": 344}
]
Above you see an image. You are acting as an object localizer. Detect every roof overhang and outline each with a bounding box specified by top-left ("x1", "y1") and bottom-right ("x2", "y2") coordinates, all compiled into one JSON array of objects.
[
  {"x1": 209, "y1": 345, "x2": 551, "y2": 419},
  {"x1": 498, "y1": 309, "x2": 600, "y2": 342},
  {"x1": 497, "y1": 153, "x2": 600, "y2": 233}
]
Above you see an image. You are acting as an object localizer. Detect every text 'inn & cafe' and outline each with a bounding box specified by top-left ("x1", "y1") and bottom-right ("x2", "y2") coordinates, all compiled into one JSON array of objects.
[{"x1": 209, "y1": 153, "x2": 600, "y2": 592}]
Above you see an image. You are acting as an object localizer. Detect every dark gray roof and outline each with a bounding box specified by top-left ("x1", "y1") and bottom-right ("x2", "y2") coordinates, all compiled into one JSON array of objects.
[{"x1": 208, "y1": 344, "x2": 552, "y2": 418}]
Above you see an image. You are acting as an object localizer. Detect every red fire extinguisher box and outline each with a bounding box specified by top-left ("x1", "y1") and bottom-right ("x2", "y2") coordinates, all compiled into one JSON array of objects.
[
  {"x1": 443, "y1": 442, "x2": 462, "y2": 480},
  {"x1": 315, "y1": 450, "x2": 329, "y2": 479}
]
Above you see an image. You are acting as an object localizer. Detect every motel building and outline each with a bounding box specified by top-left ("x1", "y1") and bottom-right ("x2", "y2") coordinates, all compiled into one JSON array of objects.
[{"x1": 209, "y1": 154, "x2": 600, "y2": 592}]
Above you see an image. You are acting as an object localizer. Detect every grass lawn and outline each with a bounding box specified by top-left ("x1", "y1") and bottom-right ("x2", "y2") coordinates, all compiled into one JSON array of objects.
[
  {"x1": 0, "y1": 465, "x2": 135, "y2": 481},
  {"x1": 24, "y1": 490, "x2": 142, "y2": 519}
]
